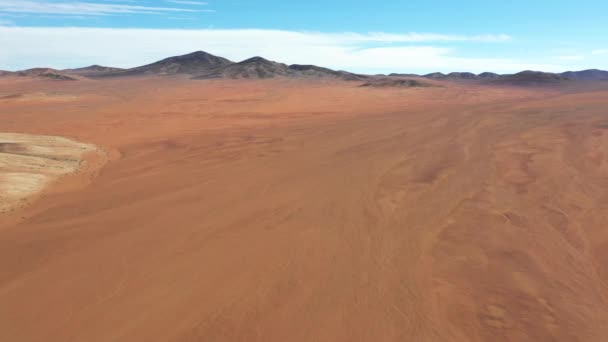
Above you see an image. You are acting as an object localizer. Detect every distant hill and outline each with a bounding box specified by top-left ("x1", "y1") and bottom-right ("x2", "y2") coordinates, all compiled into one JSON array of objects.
[
  {"x1": 63, "y1": 65, "x2": 125, "y2": 77},
  {"x1": 423, "y1": 72, "x2": 447, "y2": 79},
  {"x1": 489, "y1": 71, "x2": 570, "y2": 86},
  {"x1": 418, "y1": 72, "x2": 496, "y2": 81},
  {"x1": 0, "y1": 70, "x2": 14, "y2": 77},
  {"x1": 16, "y1": 68, "x2": 77, "y2": 81},
  {"x1": 560, "y1": 69, "x2": 608, "y2": 81},
  {"x1": 389, "y1": 73, "x2": 420, "y2": 77},
  {"x1": 401, "y1": 69, "x2": 590, "y2": 86},
  {"x1": 478, "y1": 72, "x2": 500, "y2": 79},
  {"x1": 447, "y1": 72, "x2": 478, "y2": 79},
  {"x1": 99, "y1": 51, "x2": 234, "y2": 77},
  {"x1": 360, "y1": 78, "x2": 434, "y2": 88},
  {"x1": 409, "y1": 69, "x2": 607, "y2": 85}
]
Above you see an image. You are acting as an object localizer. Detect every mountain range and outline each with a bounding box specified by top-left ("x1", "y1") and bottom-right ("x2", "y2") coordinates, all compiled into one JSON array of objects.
[
  {"x1": 90, "y1": 51, "x2": 366, "y2": 81},
  {"x1": 391, "y1": 69, "x2": 608, "y2": 83},
  {"x1": 1, "y1": 50, "x2": 607, "y2": 86}
]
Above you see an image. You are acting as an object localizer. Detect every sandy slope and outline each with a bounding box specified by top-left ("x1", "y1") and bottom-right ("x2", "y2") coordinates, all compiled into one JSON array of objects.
[
  {"x1": 0, "y1": 133, "x2": 98, "y2": 214},
  {"x1": 1, "y1": 78, "x2": 608, "y2": 341}
]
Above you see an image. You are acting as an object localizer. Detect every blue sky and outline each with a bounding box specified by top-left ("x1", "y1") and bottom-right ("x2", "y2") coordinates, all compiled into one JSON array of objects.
[{"x1": 0, "y1": 0, "x2": 607, "y2": 73}]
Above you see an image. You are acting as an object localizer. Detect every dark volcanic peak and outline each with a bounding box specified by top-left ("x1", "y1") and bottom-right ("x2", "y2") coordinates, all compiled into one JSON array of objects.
[
  {"x1": 560, "y1": 69, "x2": 608, "y2": 81},
  {"x1": 17, "y1": 68, "x2": 77, "y2": 81},
  {"x1": 490, "y1": 70, "x2": 569, "y2": 86},
  {"x1": 63, "y1": 65, "x2": 125, "y2": 76},
  {"x1": 103, "y1": 51, "x2": 234, "y2": 77}
]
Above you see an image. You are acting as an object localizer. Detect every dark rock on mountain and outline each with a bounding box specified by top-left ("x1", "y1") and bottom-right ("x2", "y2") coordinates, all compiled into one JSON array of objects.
[
  {"x1": 560, "y1": 69, "x2": 608, "y2": 81},
  {"x1": 360, "y1": 78, "x2": 433, "y2": 88},
  {"x1": 17, "y1": 68, "x2": 77, "y2": 81},
  {"x1": 63, "y1": 65, "x2": 125, "y2": 76},
  {"x1": 0, "y1": 70, "x2": 14, "y2": 77},
  {"x1": 198, "y1": 56, "x2": 290, "y2": 79},
  {"x1": 195, "y1": 56, "x2": 367, "y2": 80},
  {"x1": 288, "y1": 64, "x2": 368, "y2": 80},
  {"x1": 101, "y1": 51, "x2": 234, "y2": 77},
  {"x1": 478, "y1": 72, "x2": 500, "y2": 79},
  {"x1": 490, "y1": 71, "x2": 569, "y2": 86}
]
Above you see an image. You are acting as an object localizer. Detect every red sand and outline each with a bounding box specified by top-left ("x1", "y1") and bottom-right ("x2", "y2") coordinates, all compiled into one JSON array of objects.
[{"x1": 1, "y1": 77, "x2": 608, "y2": 341}]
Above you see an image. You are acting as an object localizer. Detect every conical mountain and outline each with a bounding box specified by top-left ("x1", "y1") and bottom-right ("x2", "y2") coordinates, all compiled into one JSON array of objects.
[{"x1": 100, "y1": 51, "x2": 234, "y2": 77}]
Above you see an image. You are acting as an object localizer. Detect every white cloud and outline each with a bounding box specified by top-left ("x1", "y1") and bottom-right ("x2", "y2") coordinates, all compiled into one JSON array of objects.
[
  {"x1": 167, "y1": 0, "x2": 209, "y2": 5},
  {"x1": 0, "y1": 0, "x2": 205, "y2": 16},
  {"x1": 592, "y1": 49, "x2": 608, "y2": 55},
  {"x1": 0, "y1": 26, "x2": 567, "y2": 73}
]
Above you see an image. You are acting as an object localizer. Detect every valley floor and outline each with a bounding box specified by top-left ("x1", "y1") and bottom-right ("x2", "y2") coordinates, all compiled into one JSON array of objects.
[{"x1": 1, "y1": 78, "x2": 608, "y2": 341}]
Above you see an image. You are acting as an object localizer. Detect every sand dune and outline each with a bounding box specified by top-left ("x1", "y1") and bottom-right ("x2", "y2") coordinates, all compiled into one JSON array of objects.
[{"x1": 1, "y1": 77, "x2": 608, "y2": 341}]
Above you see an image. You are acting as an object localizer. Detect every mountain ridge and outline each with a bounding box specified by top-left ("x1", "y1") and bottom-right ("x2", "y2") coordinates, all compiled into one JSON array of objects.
[
  {"x1": 5, "y1": 51, "x2": 608, "y2": 84},
  {"x1": 63, "y1": 65, "x2": 125, "y2": 76}
]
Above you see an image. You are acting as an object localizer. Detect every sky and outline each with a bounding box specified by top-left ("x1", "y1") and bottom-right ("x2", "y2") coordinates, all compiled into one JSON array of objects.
[{"x1": 0, "y1": 0, "x2": 607, "y2": 74}]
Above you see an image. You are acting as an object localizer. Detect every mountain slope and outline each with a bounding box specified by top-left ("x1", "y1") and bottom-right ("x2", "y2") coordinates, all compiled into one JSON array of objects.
[
  {"x1": 490, "y1": 71, "x2": 570, "y2": 86},
  {"x1": 287, "y1": 64, "x2": 368, "y2": 80},
  {"x1": 478, "y1": 72, "x2": 500, "y2": 79},
  {"x1": 198, "y1": 56, "x2": 290, "y2": 79},
  {"x1": 561, "y1": 69, "x2": 608, "y2": 81},
  {"x1": 195, "y1": 56, "x2": 367, "y2": 80},
  {"x1": 360, "y1": 78, "x2": 434, "y2": 88},
  {"x1": 100, "y1": 51, "x2": 234, "y2": 77},
  {"x1": 16, "y1": 68, "x2": 77, "y2": 81},
  {"x1": 63, "y1": 65, "x2": 125, "y2": 77}
]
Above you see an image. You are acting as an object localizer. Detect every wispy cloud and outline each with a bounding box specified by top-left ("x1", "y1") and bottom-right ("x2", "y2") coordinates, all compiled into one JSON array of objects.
[
  {"x1": 323, "y1": 32, "x2": 512, "y2": 43},
  {"x1": 167, "y1": 0, "x2": 209, "y2": 5},
  {"x1": 0, "y1": 0, "x2": 205, "y2": 16},
  {"x1": 557, "y1": 55, "x2": 584, "y2": 61},
  {"x1": 592, "y1": 49, "x2": 608, "y2": 55},
  {"x1": 0, "y1": 27, "x2": 568, "y2": 74}
]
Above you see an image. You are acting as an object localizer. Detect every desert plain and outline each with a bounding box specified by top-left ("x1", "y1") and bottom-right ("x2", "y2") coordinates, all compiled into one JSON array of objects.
[{"x1": 1, "y1": 75, "x2": 608, "y2": 341}]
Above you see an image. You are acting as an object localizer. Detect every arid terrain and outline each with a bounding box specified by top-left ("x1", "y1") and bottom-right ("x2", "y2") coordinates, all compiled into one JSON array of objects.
[{"x1": 1, "y1": 75, "x2": 608, "y2": 341}]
